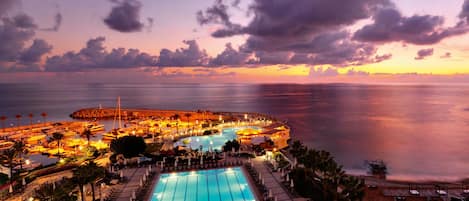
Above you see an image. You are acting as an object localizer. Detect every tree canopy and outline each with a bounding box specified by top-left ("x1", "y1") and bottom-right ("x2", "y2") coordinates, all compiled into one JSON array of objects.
[
  {"x1": 223, "y1": 140, "x2": 240, "y2": 152},
  {"x1": 289, "y1": 141, "x2": 365, "y2": 201},
  {"x1": 110, "y1": 136, "x2": 146, "y2": 158}
]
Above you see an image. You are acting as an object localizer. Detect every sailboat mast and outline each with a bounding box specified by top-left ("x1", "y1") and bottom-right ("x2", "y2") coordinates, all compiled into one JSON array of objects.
[{"x1": 118, "y1": 96, "x2": 122, "y2": 128}]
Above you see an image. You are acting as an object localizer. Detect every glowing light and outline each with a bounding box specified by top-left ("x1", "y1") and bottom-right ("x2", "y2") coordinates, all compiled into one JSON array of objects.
[{"x1": 25, "y1": 159, "x2": 31, "y2": 165}]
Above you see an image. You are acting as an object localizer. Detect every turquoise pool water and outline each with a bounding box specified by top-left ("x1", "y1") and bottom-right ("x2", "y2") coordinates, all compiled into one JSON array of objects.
[
  {"x1": 174, "y1": 127, "x2": 258, "y2": 152},
  {"x1": 150, "y1": 167, "x2": 256, "y2": 201}
]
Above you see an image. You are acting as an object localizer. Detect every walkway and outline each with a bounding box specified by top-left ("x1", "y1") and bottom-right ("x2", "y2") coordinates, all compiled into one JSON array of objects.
[
  {"x1": 252, "y1": 157, "x2": 293, "y2": 201},
  {"x1": 114, "y1": 166, "x2": 147, "y2": 201}
]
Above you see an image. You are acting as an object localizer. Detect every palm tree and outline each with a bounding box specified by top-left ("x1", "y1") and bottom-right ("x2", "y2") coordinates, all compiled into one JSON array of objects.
[
  {"x1": 15, "y1": 114, "x2": 22, "y2": 127},
  {"x1": 0, "y1": 148, "x2": 18, "y2": 182},
  {"x1": 0, "y1": 116, "x2": 6, "y2": 131},
  {"x1": 13, "y1": 141, "x2": 27, "y2": 173},
  {"x1": 85, "y1": 161, "x2": 105, "y2": 201},
  {"x1": 41, "y1": 112, "x2": 47, "y2": 125},
  {"x1": 28, "y1": 113, "x2": 34, "y2": 129},
  {"x1": 34, "y1": 179, "x2": 77, "y2": 201},
  {"x1": 82, "y1": 129, "x2": 92, "y2": 147},
  {"x1": 52, "y1": 132, "x2": 64, "y2": 159},
  {"x1": 184, "y1": 113, "x2": 192, "y2": 127},
  {"x1": 73, "y1": 161, "x2": 105, "y2": 201},
  {"x1": 72, "y1": 166, "x2": 89, "y2": 201},
  {"x1": 172, "y1": 114, "x2": 181, "y2": 134}
]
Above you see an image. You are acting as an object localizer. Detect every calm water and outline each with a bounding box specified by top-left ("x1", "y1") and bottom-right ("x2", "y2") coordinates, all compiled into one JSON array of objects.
[
  {"x1": 151, "y1": 167, "x2": 256, "y2": 201},
  {"x1": 0, "y1": 83, "x2": 468, "y2": 181}
]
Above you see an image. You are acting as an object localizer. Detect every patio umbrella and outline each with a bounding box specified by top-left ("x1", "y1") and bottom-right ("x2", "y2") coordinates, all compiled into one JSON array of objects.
[
  {"x1": 286, "y1": 174, "x2": 290, "y2": 182},
  {"x1": 290, "y1": 179, "x2": 294, "y2": 188}
]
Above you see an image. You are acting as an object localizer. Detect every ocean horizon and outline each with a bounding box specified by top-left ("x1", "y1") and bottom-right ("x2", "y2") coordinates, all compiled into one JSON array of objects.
[{"x1": 1, "y1": 83, "x2": 468, "y2": 181}]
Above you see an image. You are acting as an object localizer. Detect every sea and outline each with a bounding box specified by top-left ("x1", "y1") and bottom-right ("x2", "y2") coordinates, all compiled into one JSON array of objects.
[{"x1": 0, "y1": 83, "x2": 468, "y2": 181}]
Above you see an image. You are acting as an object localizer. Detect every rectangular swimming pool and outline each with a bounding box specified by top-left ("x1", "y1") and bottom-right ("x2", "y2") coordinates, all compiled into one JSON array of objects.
[{"x1": 150, "y1": 167, "x2": 257, "y2": 201}]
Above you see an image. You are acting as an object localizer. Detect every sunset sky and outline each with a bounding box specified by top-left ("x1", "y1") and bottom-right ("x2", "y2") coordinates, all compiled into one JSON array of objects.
[{"x1": 1, "y1": 0, "x2": 469, "y2": 83}]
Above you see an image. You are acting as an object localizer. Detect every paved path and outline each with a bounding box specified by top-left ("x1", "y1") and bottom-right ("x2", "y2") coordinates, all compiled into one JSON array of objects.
[
  {"x1": 114, "y1": 167, "x2": 147, "y2": 201},
  {"x1": 252, "y1": 157, "x2": 293, "y2": 201}
]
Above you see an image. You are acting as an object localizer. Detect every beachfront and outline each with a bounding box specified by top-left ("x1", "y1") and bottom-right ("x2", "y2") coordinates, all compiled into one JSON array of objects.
[
  {"x1": 0, "y1": 106, "x2": 468, "y2": 201},
  {"x1": 0, "y1": 106, "x2": 295, "y2": 201}
]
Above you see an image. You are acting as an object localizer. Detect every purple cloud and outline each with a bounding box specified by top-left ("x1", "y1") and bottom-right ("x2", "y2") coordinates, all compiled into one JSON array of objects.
[
  {"x1": 197, "y1": 0, "x2": 393, "y2": 67},
  {"x1": 157, "y1": 40, "x2": 210, "y2": 67},
  {"x1": 45, "y1": 37, "x2": 157, "y2": 71},
  {"x1": 104, "y1": 0, "x2": 144, "y2": 32},
  {"x1": 354, "y1": 7, "x2": 469, "y2": 45},
  {"x1": 202, "y1": 0, "x2": 391, "y2": 39},
  {"x1": 374, "y1": 54, "x2": 392, "y2": 62},
  {"x1": 0, "y1": 14, "x2": 54, "y2": 72},
  {"x1": 0, "y1": 14, "x2": 38, "y2": 62},
  {"x1": 210, "y1": 43, "x2": 252, "y2": 66},
  {"x1": 19, "y1": 39, "x2": 53, "y2": 63},
  {"x1": 415, "y1": 48, "x2": 434, "y2": 60},
  {"x1": 41, "y1": 13, "x2": 62, "y2": 32},
  {"x1": 459, "y1": 0, "x2": 469, "y2": 22},
  {"x1": 309, "y1": 67, "x2": 339, "y2": 77},
  {"x1": 440, "y1": 52, "x2": 451, "y2": 58}
]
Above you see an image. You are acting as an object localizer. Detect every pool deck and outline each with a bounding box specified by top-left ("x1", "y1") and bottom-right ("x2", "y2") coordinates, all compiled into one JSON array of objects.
[
  {"x1": 113, "y1": 167, "x2": 148, "y2": 201},
  {"x1": 251, "y1": 157, "x2": 293, "y2": 201}
]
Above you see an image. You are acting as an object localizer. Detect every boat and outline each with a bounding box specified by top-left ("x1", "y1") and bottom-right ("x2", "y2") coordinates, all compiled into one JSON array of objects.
[
  {"x1": 0, "y1": 141, "x2": 14, "y2": 151},
  {"x1": 102, "y1": 97, "x2": 130, "y2": 141},
  {"x1": 102, "y1": 129, "x2": 129, "y2": 141},
  {"x1": 87, "y1": 124, "x2": 105, "y2": 132}
]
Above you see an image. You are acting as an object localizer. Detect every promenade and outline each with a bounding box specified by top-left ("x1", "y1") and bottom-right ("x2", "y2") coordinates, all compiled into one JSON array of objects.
[
  {"x1": 112, "y1": 167, "x2": 148, "y2": 201},
  {"x1": 251, "y1": 157, "x2": 293, "y2": 201}
]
